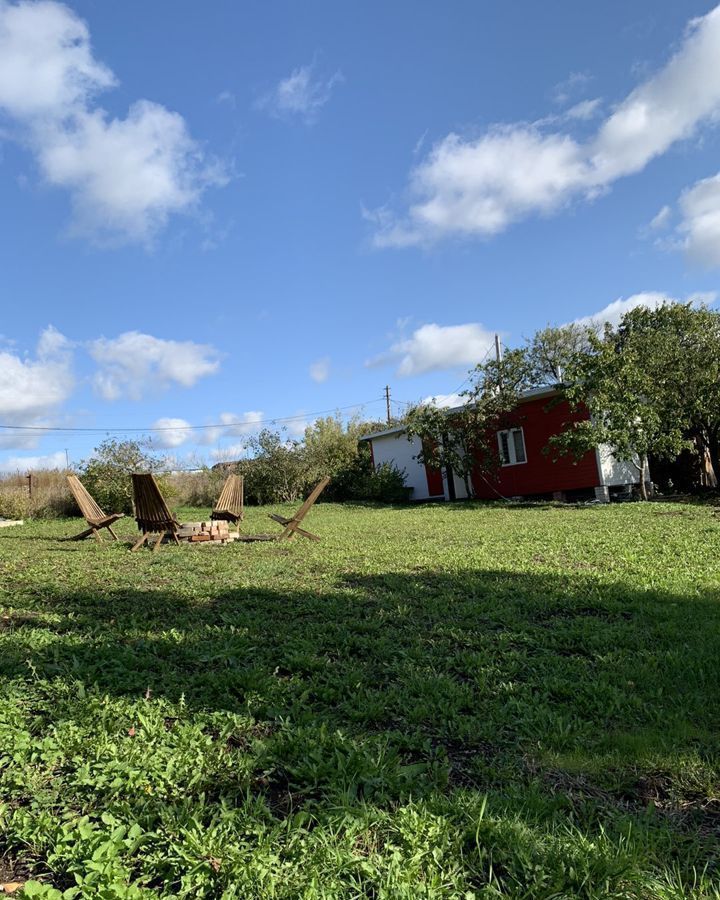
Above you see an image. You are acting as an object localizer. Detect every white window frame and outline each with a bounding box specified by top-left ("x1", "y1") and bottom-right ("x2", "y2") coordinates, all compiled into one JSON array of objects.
[{"x1": 497, "y1": 427, "x2": 527, "y2": 466}]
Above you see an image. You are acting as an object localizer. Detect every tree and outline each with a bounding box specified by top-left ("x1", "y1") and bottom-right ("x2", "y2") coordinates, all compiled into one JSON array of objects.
[
  {"x1": 405, "y1": 349, "x2": 529, "y2": 498},
  {"x1": 550, "y1": 309, "x2": 698, "y2": 499},
  {"x1": 621, "y1": 302, "x2": 720, "y2": 483},
  {"x1": 239, "y1": 429, "x2": 310, "y2": 503},
  {"x1": 523, "y1": 322, "x2": 596, "y2": 385},
  {"x1": 80, "y1": 439, "x2": 167, "y2": 514}
]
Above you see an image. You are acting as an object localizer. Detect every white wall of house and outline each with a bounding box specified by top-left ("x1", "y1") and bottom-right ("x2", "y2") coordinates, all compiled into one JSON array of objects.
[
  {"x1": 371, "y1": 432, "x2": 431, "y2": 500},
  {"x1": 596, "y1": 444, "x2": 642, "y2": 486}
]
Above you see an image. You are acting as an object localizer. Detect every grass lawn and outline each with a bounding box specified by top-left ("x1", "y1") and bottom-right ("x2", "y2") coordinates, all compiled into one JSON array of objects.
[{"x1": 0, "y1": 500, "x2": 719, "y2": 898}]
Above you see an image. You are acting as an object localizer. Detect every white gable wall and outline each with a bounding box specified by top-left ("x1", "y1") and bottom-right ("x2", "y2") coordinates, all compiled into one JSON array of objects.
[
  {"x1": 370, "y1": 433, "x2": 431, "y2": 500},
  {"x1": 596, "y1": 444, "x2": 642, "y2": 486}
]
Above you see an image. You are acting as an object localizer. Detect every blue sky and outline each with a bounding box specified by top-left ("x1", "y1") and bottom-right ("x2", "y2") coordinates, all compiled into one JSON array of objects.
[{"x1": 1, "y1": 0, "x2": 719, "y2": 470}]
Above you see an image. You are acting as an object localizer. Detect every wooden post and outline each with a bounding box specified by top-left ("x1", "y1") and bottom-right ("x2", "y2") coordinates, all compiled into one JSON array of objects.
[{"x1": 27, "y1": 473, "x2": 32, "y2": 498}]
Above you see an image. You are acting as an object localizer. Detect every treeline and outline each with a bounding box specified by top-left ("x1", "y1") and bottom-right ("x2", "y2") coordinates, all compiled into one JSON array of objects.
[
  {"x1": 0, "y1": 417, "x2": 408, "y2": 519},
  {"x1": 210, "y1": 419, "x2": 409, "y2": 506}
]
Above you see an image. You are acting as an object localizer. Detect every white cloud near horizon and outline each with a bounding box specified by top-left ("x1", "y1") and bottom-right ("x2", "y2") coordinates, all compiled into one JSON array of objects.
[
  {"x1": 0, "y1": 0, "x2": 226, "y2": 245},
  {"x1": 89, "y1": 332, "x2": 221, "y2": 400},
  {"x1": 421, "y1": 392, "x2": 468, "y2": 409},
  {"x1": 149, "y1": 417, "x2": 192, "y2": 449},
  {"x1": 256, "y1": 63, "x2": 342, "y2": 124},
  {"x1": 0, "y1": 325, "x2": 73, "y2": 449},
  {"x1": 0, "y1": 449, "x2": 67, "y2": 472},
  {"x1": 570, "y1": 290, "x2": 718, "y2": 329},
  {"x1": 368, "y1": 323, "x2": 497, "y2": 377},
  {"x1": 372, "y1": 5, "x2": 720, "y2": 247}
]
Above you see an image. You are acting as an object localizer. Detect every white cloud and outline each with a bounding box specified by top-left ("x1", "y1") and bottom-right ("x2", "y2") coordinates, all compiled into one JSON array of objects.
[
  {"x1": 309, "y1": 357, "x2": 330, "y2": 383},
  {"x1": 564, "y1": 98, "x2": 603, "y2": 121},
  {"x1": 37, "y1": 103, "x2": 227, "y2": 244},
  {"x1": 647, "y1": 204, "x2": 672, "y2": 231},
  {"x1": 257, "y1": 63, "x2": 342, "y2": 123},
  {"x1": 0, "y1": 449, "x2": 66, "y2": 473},
  {"x1": 0, "y1": 325, "x2": 73, "y2": 449},
  {"x1": 211, "y1": 443, "x2": 246, "y2": 462},
  {"x1": 88, "y1": 332, "x2": 220, "y2": 400},
  {"x1": 676, "y1": 172, "x2": 720, "y2": 266},
  {"x1": 421, "y1": 392, "x2": 468, "y2": 409},
  {"x1": 215, "y1": 90, "x2": 236, "y2": 108},
  {"x1": 0, "y1": 0, "x2": 226, "y2": 245},
  {"x1": 368, "y1": 323, "x2": 497, "y2": 377},
  {"x1": 570, "y1": 291, "x2": 717, "y2": 329},
  {"x1": 149, "y1": 417, "x2": 192, "y2": 449},
  {"x1": 218, "y1": 411, "x2": 264, "y2": 436},
  {"x1": 0, "y1": 0, "x2": 114, "y2": 116},
  {"x1": 372, "y1": 6, "x2": 720, "y2": 246},
  {"x1": 552, "y1": 71, "x2": 593, "y2": 107}
]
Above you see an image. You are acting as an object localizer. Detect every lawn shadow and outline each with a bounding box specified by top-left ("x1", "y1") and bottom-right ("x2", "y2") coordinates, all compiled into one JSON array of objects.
[
  {"x1": 3, "y1": 567, "x2": 719, "y2": 787},
  {"x1": 2, "y1": 566, "x2": 719, "y2": 891}
]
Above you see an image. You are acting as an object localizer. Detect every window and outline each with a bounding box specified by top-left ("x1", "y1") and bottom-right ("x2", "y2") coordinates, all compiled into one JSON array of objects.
[{"x1": 497, "y1": 427, "x2": 526, "y2": 465}]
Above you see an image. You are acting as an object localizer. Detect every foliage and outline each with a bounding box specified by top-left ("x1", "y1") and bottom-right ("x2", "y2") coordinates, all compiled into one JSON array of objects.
[
  {"x1": 0, "y1": 502, "x2": 719, "y2": 896},
  {"x1": 235, "y1": 429, "x2": 311, "y2": 504},
  {"x1": 522, "y1": 322, "x2": 596, "y2": 385},
  {"x1": 214, "y1": 419, "x2": 407, "y2": 506},
  {"x1": 606, "y1": 302, "x2": 720, "y2": 482},
  {"x1": 551, "y1": 303, "x2": 720, "y2": 498},
  {"x1": 80, "y1": 439, "x2": 168, "y2": 515}
]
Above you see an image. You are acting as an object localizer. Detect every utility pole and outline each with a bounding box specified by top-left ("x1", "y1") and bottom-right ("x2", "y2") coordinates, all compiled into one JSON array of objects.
[
  {"x1": 65, "y1": 448, "x2": 69, "y2": 470},
  {"x1": 494, "y1": 333, "x2": 502, "y2": 364},
  {"x1": 384, "y1": 385, "x2": 392, "y2": 424}
]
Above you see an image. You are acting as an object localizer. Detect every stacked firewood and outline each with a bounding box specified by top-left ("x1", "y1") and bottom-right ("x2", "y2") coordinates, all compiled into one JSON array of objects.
[{"x1": 175, "y1": 521, "x2": 239, "y2": 543}]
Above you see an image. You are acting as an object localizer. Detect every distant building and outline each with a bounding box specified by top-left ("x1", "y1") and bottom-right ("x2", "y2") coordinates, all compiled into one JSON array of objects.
[{"x1": 360, "y1": 386, "x2": 643, "y2": 502}]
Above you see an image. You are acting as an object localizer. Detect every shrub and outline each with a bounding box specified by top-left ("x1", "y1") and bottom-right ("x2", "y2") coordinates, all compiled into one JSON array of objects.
[
  {"x1": 166, "y1": 467, "x2": 227, "y2": 508},
  {"x1": 80, "y1": 439, "x2": 168, "y2": 515}
]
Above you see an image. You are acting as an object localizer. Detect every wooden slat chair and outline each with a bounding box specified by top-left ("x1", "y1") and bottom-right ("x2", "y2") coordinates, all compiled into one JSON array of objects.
[
  {"x1": 66, "y1": 474, "x2": 124, "y2": 542},
  {"x1": 211, "y1": 474, "x2": 244, "y2": 531},
  {"x1": 239, "y1": 476, "x2": 330, "y2": 543},
  {"x1": 130, "y1": 473, "x2": 181, "y2": 552}
]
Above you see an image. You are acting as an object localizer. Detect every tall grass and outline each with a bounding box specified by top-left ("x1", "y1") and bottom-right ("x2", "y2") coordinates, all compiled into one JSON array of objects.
[{"x1": 0, "y1": 469, "x2": 76, "y2": 519}]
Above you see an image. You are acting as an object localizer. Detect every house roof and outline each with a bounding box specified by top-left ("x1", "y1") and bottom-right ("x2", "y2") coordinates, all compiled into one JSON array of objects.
[{"x1": 360, "y1": 384, "x2": 560, "y2": 442}]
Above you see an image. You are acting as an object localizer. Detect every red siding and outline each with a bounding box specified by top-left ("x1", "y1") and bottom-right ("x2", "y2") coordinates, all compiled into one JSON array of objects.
[
  {"x1": 471, "y1": 396, "x2": 600, "y2": 499},
  {"x1": 424, "y1": 462, "x2": 445, "y2": 497}
]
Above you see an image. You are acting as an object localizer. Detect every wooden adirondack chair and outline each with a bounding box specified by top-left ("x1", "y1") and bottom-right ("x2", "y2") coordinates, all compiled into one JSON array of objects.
[
  {"x1": 130, "y1": 473, "x2": 181, "y2": 552},
  {"x1": 239, "y1": 476, "x2": 330, "y2": 542},
  {"x1": 211, "y1": 474, "x2": 244, "y2": 530},
  {"x1": 66, "y1": 474, "x2": 124, "y2": 542}
]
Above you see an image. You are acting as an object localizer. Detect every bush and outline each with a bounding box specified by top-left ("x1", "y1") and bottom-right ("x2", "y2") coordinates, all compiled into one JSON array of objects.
[
  {"x1": 80, "y1": 439, "x2": 168, "y2": 515},
  {"x1": 361, "y1": 461, "x2": 411, "y2": 503},
  {"x1": 166, "y1": 467, "x2": 227, "y2": 508}
]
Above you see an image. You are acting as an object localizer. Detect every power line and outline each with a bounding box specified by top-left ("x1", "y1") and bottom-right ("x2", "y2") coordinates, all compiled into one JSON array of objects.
[{"x1": 0, "y1": 398, "x2": 385, "y2": 436}]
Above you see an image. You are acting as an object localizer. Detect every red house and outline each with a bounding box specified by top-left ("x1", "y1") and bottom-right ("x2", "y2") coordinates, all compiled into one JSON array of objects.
[{"x1": 361, "y1": 386, "x2": 641, "y2": 502}]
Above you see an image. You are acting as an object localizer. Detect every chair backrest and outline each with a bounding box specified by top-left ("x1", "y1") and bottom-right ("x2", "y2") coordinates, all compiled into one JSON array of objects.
[
  {"x1": 67, "y1": 474, "x2": 106, "y2": 523},
  {"x1": 213, "y1": 474, "x2": 244, "y2": 519},
  {"x1": 292, "y1": 476, "x2": 330, "y2": 524},
  {"x1": 132, "y1": 473, "x2": 177, "y2": 532}
]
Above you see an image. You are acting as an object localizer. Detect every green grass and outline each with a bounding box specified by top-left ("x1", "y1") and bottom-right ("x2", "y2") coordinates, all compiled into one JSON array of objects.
[{"x1": 0, "y1": 500, "x2": 719, "y2": 899}]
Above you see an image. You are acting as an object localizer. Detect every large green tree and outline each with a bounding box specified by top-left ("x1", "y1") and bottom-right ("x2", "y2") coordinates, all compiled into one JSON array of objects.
[
  {"x1": 523, "y1": 322, "x2": 595, "y2": 385},
  {"x1": 552, "y1": 302, "x2": 720, "y2": 498}
]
